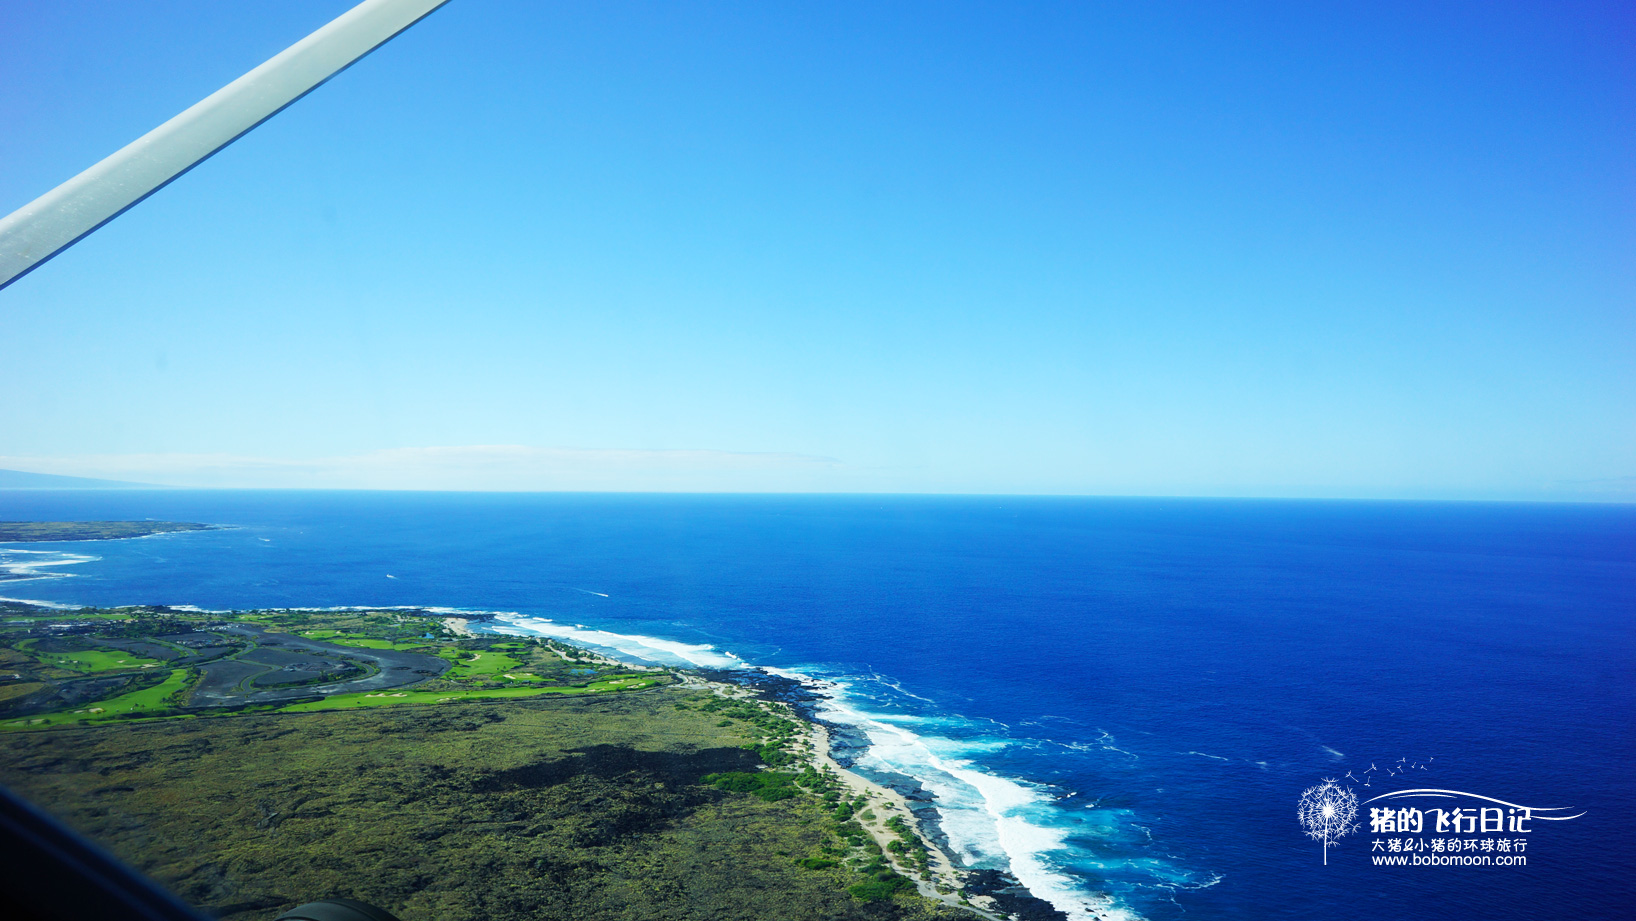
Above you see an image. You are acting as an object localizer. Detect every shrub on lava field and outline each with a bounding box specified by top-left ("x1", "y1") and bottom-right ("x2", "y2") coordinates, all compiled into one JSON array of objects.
[{"x1": 701, "y1": 771, "x2": 799, "y2": 802}]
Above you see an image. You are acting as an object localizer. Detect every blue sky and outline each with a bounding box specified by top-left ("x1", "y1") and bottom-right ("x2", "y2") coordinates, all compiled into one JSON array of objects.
[{"x1": 1, "y1": 1, "x2": 1631, "y2": 497}]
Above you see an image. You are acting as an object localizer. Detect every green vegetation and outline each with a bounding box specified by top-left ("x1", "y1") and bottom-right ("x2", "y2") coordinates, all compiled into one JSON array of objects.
[
  {"x1": 296, "y1": 630, "x2": 435, "y2": 651},
  {"x1": 442, "y1": 647, "x2": 524, "y2": 679},
  {"x1": 326, "y1": 636, "x2": 425, "y2": 650},
  {"x1": 0, "y1": 601, "x2": 978, "y2": 919},
  {"x1": 17, "y1": 638, "x2": 165, "y2": 672},
  {"x1": 0, "y1": 692, "x2": 970, "y2": 921},
  {"x1": 0, "y1": 681, "x2": 45, "y2": 703},
  {"x1": 849, "y1": 859, "x2": 919, "y2": 903},
  {"x1": 0, "y1": 521, "x2": 212, "y2": 542},
  {"x1": 277, "y1": 676, "x2": 663, "y2": 712},
  {"x1": 698, "y1": 695, "x2": 803, "y2": 767},
  {"x1": 4, "y1": 668, "x2": 190, "y2": 728},
  {"x1": 1, "y1": 604, "x2": 682, "y2": 731},
  {"x1": 692, "y1": 708, "x2": 941, "y2": 908},
  {"x1": 703, "y1": 770, "x2": 802, "y2": 801},
  {"x1": 885, "y1": 815, "x2": 932, "y2": 872}
]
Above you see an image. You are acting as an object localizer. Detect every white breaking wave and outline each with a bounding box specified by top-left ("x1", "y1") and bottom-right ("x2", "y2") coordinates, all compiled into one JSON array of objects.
[
  {"x1": 490, "y1": 614, "x2": 744, "y2": 669},
  {"x1": 0, "y1": 595, "x2": 81, "y2": 610},
  {"x1": 0, "y1": 548, "x2": 99, "y2": 582}
]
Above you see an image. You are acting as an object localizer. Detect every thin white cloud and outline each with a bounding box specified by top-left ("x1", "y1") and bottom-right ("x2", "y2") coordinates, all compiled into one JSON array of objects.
[
  {"x1": 0, "y1": 446, "x2": 849, "y2": 492},
  {"x1": 7, "y1": 450, "x2": 1625, "y2": 500}
]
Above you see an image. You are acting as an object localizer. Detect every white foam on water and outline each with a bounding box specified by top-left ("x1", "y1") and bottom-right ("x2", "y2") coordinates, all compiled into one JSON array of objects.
[
  {"x1": 491, "y1": 614, "x2": 744, "y2": 669},
  {"x1": 421, "y1": 606, "x2": 514, "y2": 617},
  {"x1": 0, "y1": 595, "x2": 80, "y2": 610},
  {"x1": 1055, "y1": 729, "x2": 1140, "y2": 761},
  {"x1": 0, "y1": 549, "x2": 98, "y2": 581}
]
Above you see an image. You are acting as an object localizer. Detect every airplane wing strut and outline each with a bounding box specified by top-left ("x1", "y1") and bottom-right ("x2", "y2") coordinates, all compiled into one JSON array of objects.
[{"x1": 0, "y1": 0, "x2": 451, "y2": 291}]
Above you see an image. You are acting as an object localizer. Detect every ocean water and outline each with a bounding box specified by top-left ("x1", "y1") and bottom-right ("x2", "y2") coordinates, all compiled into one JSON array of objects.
[{"x1": 2, "y1": 491, "x2": 1632, "y2": 920}]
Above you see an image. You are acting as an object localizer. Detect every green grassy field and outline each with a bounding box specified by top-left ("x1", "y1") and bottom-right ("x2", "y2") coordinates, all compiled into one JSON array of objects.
[
  {"x1": 276, "y1": 676, "x2": 663, "y2": 712},
  {"x1": 443, "y1": 648, "x2": 524, "y2": 678},
  {"x1": 2, "y1": 667, "x2": 190, "y2": 729},
  {"x1": 297, "y1": 630, "x2": 436, "y2": 651},
  {"x1": 19, "y1": 639, "x2": 165, "y2": 673}
]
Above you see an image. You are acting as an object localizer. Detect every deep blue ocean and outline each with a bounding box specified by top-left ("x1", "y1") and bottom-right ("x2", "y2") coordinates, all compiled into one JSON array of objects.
[{"x1": 2, "y1": 491, "x2": 1632, "y2": 920}]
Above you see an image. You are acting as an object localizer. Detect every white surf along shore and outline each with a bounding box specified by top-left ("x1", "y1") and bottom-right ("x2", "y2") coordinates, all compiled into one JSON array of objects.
[{"x1": 485, "y1": 612, "x2": 1137, "y2": 921}]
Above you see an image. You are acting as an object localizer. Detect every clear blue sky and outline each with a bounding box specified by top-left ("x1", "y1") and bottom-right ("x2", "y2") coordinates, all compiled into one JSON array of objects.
[{"x1": 1, "y1": 1, "x2": 1631, "y2": 497}]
